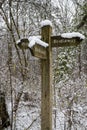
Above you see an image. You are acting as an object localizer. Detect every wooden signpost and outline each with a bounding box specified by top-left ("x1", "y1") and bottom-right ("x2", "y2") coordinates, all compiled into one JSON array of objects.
[
  {"x1": 41, "y1": 25, "x2": 52, "y2": 130},
  {"x1": 17, "y1": 21, "x2": 84, "y2": 130}
]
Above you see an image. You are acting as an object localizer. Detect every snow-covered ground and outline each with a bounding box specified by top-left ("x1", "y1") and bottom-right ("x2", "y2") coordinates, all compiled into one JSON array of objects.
[{"x1": 6, "y1": 90, "x2": 65, "y2": 130}]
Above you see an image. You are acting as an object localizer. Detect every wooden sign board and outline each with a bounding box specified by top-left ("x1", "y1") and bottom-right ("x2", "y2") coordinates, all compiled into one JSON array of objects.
[
  {"x1": 51, "y1": 36, "x2": 82, "y2": 47},
  {"x1": 30, "y1": 44, "x2": 47, "y2": 59},
  {"x1": 17, "y1": 38, "x2": 47, "y2": 59}
]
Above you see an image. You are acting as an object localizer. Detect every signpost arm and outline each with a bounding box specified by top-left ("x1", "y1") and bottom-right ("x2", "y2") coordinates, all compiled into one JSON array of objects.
[{"x1": 41, "y1": 25, "x2": 52, "y2": 130}]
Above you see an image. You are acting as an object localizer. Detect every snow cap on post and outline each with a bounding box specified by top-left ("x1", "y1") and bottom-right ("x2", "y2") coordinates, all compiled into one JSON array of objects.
[{"x1": 40, "y1": 20, "x2": 52, "y2": 28}]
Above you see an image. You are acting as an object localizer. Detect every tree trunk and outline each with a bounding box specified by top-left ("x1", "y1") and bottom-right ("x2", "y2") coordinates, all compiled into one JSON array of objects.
[{"x1": 0, "y1": 91, "x2": 10, "y2": 129}]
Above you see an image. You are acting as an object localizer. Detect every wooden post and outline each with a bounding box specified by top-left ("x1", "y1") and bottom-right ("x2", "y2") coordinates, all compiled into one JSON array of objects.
[{"x1": 41, "y1": 25, "x2": 52, "y2": 130}]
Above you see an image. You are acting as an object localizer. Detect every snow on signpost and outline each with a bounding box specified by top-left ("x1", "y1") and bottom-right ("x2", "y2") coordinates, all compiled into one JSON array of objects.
[
  {"x1": 28, "y1": 36, "x2": 48, "y2": 59},
  {"x1": 61, "y1": 32, "x2": 85, "y2": 39},
  {"x1": 40, "y1": 20, "x2": 52, "y2": 27},
  {"x1": 51, "y1": 32, "x2": 85, "y2": 47},
  {"x1": 17, "y1": 36, "x2": 48, "y2": 59},
  {"x1": 28, "y1": 36, "x2": 48, "y2": 48}
]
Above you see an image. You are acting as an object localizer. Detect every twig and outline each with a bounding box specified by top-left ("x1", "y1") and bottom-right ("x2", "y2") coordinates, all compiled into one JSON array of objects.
[{"x1": 25, "y1": 115, "x2": 40, "y2": 130}]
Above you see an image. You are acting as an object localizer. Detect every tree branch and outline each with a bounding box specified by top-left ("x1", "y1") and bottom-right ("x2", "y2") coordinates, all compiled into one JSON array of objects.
[
  {"x1": 25, "y1": 115, "x2": 40, "y2": 130},
  {"x1": 0, "y1": 0, "x2": 6, "y2": 8},
  {"x1": 77, "y1": 14, "x2": 87, "y2": 29}
]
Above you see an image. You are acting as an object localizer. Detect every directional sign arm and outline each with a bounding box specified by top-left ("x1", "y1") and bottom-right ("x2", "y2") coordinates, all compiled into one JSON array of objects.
[
  {"x1": 30, "y1": 44, "x2": 47, "y2": 59},
  {"x1": 17, "y1": 38, "x2": 47, "y2": 59},
  {"x1": 51, "y1": 36, "x2": 83, "y2": 47}
]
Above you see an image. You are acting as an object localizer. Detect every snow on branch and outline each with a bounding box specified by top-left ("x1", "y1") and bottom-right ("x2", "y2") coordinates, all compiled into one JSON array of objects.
[
  {"x1": 40, "y1": 20, "x2": 52, "y2": 27},
  {"x1": 16, "y1": 39, "x2": 21, "y2": 44},
  {"x1": 0, "y1": 0, "x2": 5, "y2": 8},
  {"x1": 61, "y1": 32, "x2": 85, "y2": 40}
]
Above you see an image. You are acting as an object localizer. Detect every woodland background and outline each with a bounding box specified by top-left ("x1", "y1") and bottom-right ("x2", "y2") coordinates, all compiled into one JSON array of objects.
[{"x1": 0, "y1": 0, "x2": 87, "y2": 130}]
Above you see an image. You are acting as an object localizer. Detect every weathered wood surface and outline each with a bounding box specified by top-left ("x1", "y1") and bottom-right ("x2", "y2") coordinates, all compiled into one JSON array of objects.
[
  {"x1": 30, "y1": 44, "x2": 47, "y2": 59},
  {"x1": 17, "y1": 38, "x2": 29, "y2": 49},
  {"x1": 41, "y1": 25, "x2": 52, "y2": 130},
  {"x1": 51, "y1": 36, "x2": 82, "y2": 47}
]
